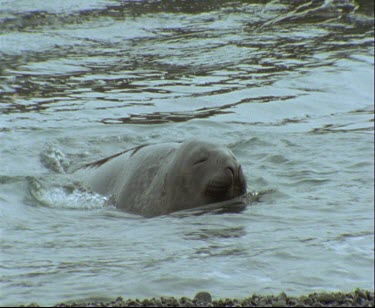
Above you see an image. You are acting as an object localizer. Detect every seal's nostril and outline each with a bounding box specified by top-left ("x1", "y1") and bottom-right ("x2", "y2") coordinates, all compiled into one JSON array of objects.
[{"x1": 226, "y1": 166, "x2": 235, "y2": 178}]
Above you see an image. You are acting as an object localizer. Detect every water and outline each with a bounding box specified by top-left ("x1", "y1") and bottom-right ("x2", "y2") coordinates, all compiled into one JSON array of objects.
[{"x1": 0, "y1": 0, "x2": 374, "y2": 306}]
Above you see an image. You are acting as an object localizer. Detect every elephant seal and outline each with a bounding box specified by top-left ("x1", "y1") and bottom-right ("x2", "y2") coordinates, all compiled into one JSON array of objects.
[{"x1": 74, "y1": 139, "x2": 247, "y2": 217}]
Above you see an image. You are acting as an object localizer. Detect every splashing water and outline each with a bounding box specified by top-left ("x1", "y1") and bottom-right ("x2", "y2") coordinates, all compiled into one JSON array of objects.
[{"x1": 27, "y1": 176, "x2": 109, "y2": 210}]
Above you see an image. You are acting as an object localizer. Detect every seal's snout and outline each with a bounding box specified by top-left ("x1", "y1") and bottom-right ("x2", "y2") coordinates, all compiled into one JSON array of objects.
[{"x1": 205, "y1": 163, "x2": 247, "y2": 202}]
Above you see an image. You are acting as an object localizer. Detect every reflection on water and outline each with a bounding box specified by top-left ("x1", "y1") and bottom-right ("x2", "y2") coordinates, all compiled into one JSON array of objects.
[
  {"x1": 100, "y1": 95, "x2": 296, "y2": 124},
  {"x1": 1, "y1": 0, "x2": 373, "y2": 127},
  {"x1": 0, "y1": 0, "x2": 374, "y2": 306},
  {"x1": 185, "y1": 226, "x2": 246, "y2": 240}
]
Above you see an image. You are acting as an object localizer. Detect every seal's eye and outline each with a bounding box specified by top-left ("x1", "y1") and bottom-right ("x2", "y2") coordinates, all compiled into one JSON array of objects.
[{"x1": 193, "y1": 157, "x2": 208, "y2": 165}]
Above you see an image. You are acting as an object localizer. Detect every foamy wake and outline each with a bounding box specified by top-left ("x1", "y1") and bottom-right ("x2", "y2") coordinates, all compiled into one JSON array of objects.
[{"x1": 27, "y1": 176, "x2": 109, "y2": 210}]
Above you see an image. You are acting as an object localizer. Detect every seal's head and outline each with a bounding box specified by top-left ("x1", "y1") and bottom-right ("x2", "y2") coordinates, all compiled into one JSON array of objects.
[{"x1": 167, "y1": 140, "x2": 247, "y2": 212}]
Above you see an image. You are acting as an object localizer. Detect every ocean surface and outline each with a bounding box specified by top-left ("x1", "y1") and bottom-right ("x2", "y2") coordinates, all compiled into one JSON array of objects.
[{"x1": 0, "y1": 0, "x2": 374, "y2": 306}]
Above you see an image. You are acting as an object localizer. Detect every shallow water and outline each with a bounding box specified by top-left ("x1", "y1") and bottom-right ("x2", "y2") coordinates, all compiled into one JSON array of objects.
[{"x1": 0, "y1": 0, "x2": 374, "y2": 306}]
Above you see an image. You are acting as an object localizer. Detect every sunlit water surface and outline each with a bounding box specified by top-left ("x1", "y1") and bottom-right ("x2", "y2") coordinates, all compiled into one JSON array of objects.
[{"x1": 0, "y1": 0, "x2": 374, "y2": 306}]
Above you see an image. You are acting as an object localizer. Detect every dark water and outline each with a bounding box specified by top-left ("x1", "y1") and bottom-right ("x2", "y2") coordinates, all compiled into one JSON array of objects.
[{"x1": 0, "y1": 0, "x2": 374, "y2": 306}]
